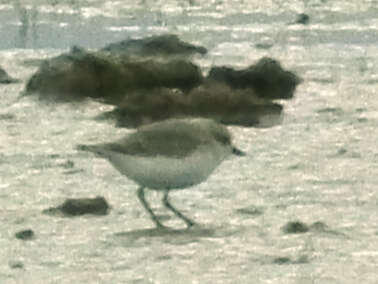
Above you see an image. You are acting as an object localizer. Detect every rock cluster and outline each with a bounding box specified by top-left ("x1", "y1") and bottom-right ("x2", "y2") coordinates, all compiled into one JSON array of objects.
[
  {"x1": 103, "y1": 84, "x2": 284, "y2": 128},
  {"x1": 24, "y1": 34, "x2": 301, "y2": 127}
]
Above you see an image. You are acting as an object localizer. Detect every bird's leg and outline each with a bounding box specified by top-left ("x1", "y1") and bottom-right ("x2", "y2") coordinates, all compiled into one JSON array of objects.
[
  {"x1": 137, "y1": 186, "x2": 165, "y2": 228},
  {"x1": 162, "y1": 190, "x2": 195, "y2": 228}
]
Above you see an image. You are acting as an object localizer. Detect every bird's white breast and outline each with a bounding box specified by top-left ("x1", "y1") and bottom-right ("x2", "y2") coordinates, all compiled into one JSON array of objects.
[{"x1": 105, "y1": 142, "x2": 231, "y2": 190}]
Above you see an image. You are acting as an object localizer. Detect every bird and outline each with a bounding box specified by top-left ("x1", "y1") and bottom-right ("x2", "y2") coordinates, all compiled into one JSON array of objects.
[{"x1": 77, "y1": 118, "x2": 245, "y2": 229}]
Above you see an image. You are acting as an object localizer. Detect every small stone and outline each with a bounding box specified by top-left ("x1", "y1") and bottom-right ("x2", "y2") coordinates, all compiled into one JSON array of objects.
[
  {"x1": 295, "y1": 13, "x2": 310, "y2": 25},
  {"x1": 59, "y1": 160, "x2": 75, "y2": 169},
  {"x1": 102, "y1": 34, "x2": 207, "y2": 57},
  {"x1": 43, "y1": 196, "x2": 110, "y2": 216},
  {"x1": 9, "y1": 260, "x2": 24, "y2": 269},
  {"x1": 15, "y1": 229, "x2": 35, "y2": 240},
  {"x1": 273, "y1": 257, "x2": 291, "y2": 264},
  {"x1": 235, "y1": 206, "x2": 263, "y2": 216},
  {"x1": 282, "y1": 221, "x2": 309, "y2": 234}
]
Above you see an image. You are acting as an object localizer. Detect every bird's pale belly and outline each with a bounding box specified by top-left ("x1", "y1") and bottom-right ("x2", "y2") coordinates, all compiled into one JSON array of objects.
[{"x1": 106, "y1": 148, "x2": 228, "y2": 190}]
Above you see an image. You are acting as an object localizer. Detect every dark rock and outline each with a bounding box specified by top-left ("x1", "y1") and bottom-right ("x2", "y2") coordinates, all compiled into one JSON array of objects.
[
  {"x1": 9, "y1": 260, "x2": 24, "y2": 269},
  {"x1": 25, "y1": 46, "x2": 118, "y2": 102},
  {"x1": 63, "y1": 169, "x2": 85, "y2": 175},
  {"x1": 273, "y1": 255, "x2": 310, "y2": 265},
  {"x1": 0, "y1": 66, "x2": 19, "y2": 84},
  {"x1": 282, "y1": 221, "x2": 309, "y2": 234},
  {"x1": 0, "y1": 113, "x2": 16, "y2": 120},
  {"x1": 24, "y1": 46, "x2": 203, "y2": 104},
  {"x1": 273, "y1": 257, "x2": 291, "y2": 264},
  {"x1": 235, "y1": 206, "x2": 264, "y2": 216},
  {"x1": 102, "y1": 34, "x2": 207, "y2": 57},
  {"x1": 15, "y1": 229, "x2": 35, "y2": 240},
  {"x1": 58, "y1": 159, "x2": 75, "y2": 169},
  {"x1": 119, "y1": 59, "x2": 203, "y2": 95},
  {"x1": 43, "y1": 196, "x2": 110, "y2": 216},
  {"x1": 207, "y1": 57, "x2": 302, "y2": 99},
  {"x1": 294, "y1": 13, "x2": 310, "y2": 25},
  {"x1": 102, "y1": 83, "x2": 284, "y2": 128},
  {"x1": 104, "y1": 87, "x2": 189, "y2": 127},
  {"x1": 282, "y1": 221, "x2": 340, "y2": 236},
  {"x1": 254, "y1": 42, "x2": 274, "y2": 50},
  {"x1": 188, "y1": 83, "x2": 283, "y2": 126},
  {"x1": 316, "y1": 107, "x2": 343, "y2": 115}
]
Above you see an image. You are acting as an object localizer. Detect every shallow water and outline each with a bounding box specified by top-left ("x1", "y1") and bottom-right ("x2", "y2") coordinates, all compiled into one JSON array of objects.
[{"x1": 1, "y1": 0, "x2": 378, "y2": 283}]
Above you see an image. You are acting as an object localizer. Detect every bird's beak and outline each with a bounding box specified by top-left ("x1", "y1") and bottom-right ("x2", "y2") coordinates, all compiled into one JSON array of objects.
[{"x1": 232, "y1": 146, "x2": 246, "y2": 156}]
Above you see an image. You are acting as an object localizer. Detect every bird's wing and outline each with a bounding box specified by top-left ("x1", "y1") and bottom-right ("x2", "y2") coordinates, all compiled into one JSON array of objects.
[{"x1": 104, "y1": 124, "x2": 206, "y2": 158}]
